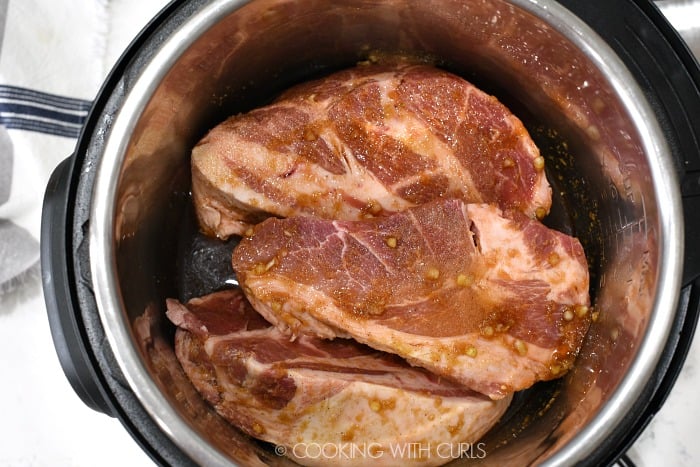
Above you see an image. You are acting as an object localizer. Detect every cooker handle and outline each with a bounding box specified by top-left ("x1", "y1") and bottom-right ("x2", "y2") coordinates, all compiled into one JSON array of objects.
[
  {"x1": 41, "y1": 156, "x2": 115, "y2": 416},
  {"x1": 682, "y1": 176, "x2": 700, "y2": 286}
]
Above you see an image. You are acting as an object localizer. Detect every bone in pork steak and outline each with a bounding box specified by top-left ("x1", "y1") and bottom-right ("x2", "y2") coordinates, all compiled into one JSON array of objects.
[
  {"x1": 166, "y1": 289, "x2": 511, "y2": 467},
  {"x1": 232, "y1": 198, "x2": 590, "y2": 400},
  {"x1": 192, "y1": 60, "x2": 551, "y2": 239}
]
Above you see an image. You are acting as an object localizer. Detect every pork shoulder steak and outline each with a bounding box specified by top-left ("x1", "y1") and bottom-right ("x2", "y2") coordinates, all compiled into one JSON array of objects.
[
  {"x1": 192, "y1": 61, "x2": 551, "y2": 239},
  {"x1": 166, "y1": 289, "x2": 511, "y2": 467},
  {"x1": 232, "y1": 199, "x2": 590, "y2": 400}
]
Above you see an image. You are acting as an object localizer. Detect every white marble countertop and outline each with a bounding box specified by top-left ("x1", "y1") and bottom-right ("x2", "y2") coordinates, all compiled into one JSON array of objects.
[{"x1": 0, "y1": 1, "x2": 698, "y2": 466}]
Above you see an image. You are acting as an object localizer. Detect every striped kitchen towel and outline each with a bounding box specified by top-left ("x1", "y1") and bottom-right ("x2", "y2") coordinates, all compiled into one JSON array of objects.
[
  {"x1": 0, "y1": 85, "x2": 91, "y2": 294},
  {"x1": 0, "y1": 0, "x2": 107, "y2": 297},
  {"x1": 0, "y1": 0, "x2": 167, "y2": 298},
  {"x1": 0, "y1": 84, "x2": 91, "y2": 138}
]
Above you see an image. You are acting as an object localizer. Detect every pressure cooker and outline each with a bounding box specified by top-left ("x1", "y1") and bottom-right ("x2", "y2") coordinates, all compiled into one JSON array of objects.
[{"x1": 41, "y1": 0, "x2": 700, "y2": 465}]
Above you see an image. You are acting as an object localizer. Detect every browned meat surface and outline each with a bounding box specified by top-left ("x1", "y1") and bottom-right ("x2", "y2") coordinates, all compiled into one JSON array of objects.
[
  {"x1": 166, "y1": 289, "x2": 511, "y2": 467},
  {"x1": 192, "y1": 60, "x2": 551, "y2": 239},
  {"x1": 232, "y1": 199, "x2": 590, "y2": 400}
]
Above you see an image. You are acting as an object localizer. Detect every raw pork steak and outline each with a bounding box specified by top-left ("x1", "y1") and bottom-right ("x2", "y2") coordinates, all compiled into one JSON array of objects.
[
  {"x1": 192, "y1": 60, "x2": 551, "y2": 239},
  {"x1": 233, "y1": 199, "x2": 590, "y2": 400},
  {"x1": 166, "y1": 289, "x2": 511, "y2": 467}
]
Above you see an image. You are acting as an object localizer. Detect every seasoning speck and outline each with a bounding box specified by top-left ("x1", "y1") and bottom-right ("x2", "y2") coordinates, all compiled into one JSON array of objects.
[
  {"x1": 456, "y1": 273, "x2": 474, "y2": 287},
  {"x1": 366, "y1": 199, "x2": 382, "y2": 215},
  {"x1": 575, "y1": 304, "x2": 589, "y2": 318},
  {"x1": 611, "y1": 328, "x2": 619, "y2": 341},
  {"x1": 533, "y1": 156, "x2": 545, "y2": 171},
  {"x1": 425, "y1": 267, "x2": 440, "y2": 281},
  {"x1": 547, "y1": 252, "x2": 560, "y2": 266},
  {"x1": 303, "y1": 128, "x2": 317, "y2": 141},
  {"x1": 252, "y1": 422, "x2": 265, "y2": 434}
]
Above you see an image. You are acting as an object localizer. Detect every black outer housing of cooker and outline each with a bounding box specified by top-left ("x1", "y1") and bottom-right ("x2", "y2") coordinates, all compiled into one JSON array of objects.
[{"x1": 40, "y1": 0, "x2": 700, "y2": 465}]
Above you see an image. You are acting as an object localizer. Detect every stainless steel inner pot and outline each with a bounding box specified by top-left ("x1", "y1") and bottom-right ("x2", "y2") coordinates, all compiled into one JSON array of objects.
[{"x1": 81, "y1": 0, "x2": 684, "y2": 465}]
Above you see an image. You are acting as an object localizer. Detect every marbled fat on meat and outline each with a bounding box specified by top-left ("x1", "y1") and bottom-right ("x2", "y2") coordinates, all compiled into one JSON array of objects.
[
  {"x1": 192, "y1": 60, "x2": 551, "y2": 239},
  {"x1": 232, "y1": 199, "x2": 590, "y2": 400},
  {"x1": 166, "y1": 289, "x2": 511, "y2": 467}
]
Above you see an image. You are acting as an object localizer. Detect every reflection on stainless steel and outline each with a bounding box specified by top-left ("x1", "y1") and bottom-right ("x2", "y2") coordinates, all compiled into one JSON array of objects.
[
  {"x1": 133, "y1": 306, "x2": 272, "y2": 467},
  {"x1": 86, "y1": 0, "x2": 683, "y2": 465},
  {"x1": 657, "y1": 0, "x2": 700, "y2": 60}
]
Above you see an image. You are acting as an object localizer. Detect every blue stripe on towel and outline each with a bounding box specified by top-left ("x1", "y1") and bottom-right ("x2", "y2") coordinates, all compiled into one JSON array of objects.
[
  {"x1": 0, "y1": 85, "x2": 92, "y2": 111},
  {"x1": 0, "y1": 85, "x2": 92, "y2": 138},
  {"x1": 0, "y1": 116, "x2": 81, "y2": 138}
]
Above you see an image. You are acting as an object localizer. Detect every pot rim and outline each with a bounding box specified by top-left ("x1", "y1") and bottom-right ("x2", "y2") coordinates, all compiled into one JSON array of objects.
[
  {"x1": 90, "y1": 1, "x2": 247, "y2": 464},
  {"x1": 512, "y1": 1, "x2": 684, "y2": 464},
  {"x1": 86, "y1": 0, "x2": 684, "y2": 465}
]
